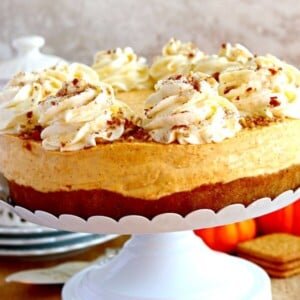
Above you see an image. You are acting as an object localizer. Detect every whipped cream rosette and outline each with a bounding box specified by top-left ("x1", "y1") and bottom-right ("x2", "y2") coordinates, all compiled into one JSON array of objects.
[
  {"x1": 92, "y1": 47, "x2": 152, "y2": 92},
  {"x1": 149, "y1": 39, "x2": 205, "y2": 82},
  {"x1": 149, "y1": 41, "x2": 253, "y2": 82},
  {"x1": 218, "y1": 54, "x2": 300, "y2": 119},
  {"x1": 0, "y1": 63, "x2": 100, "y2": 134},
  {"x1": 39, "y1": 79, "x2": 138, "y2": 151},
  {"x1": 218, "y1": 43, "x2": 253, "y2": 64},
  {"x1": 194, "y1": 43, "x2": 253, "y2": 76},
  {"x1": 143, "y1": 73, "x2": 241, "y2": 144}
]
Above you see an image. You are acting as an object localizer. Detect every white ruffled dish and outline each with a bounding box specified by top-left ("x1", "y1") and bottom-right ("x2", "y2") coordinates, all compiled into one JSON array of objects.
[{"x1": 1, "y1": 188, "x2": 299, "y2": 234}]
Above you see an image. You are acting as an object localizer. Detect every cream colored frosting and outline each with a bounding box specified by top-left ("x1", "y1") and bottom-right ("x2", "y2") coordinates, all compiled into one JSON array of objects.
[
  {"x1": 218, "y1": 53, "x2": 300, "y2": 118},
  {"x1": 0, "y1": 63, "x2": 100, "y2": 134},
  {"x1": 39, "y1": 79, "x2": 137, "y2": 151},
  {"x1": 149, "y1": 38, "x2": 205, "y2": 82},
  {"x1": 143, "y1": 73, "x2": 241, "y2": 144},
  {"x1": 193, "y1": 43, "x2": 253, "y2": 76},
  {"x1": 192, "y1": 42, "x2": 300, "y2": 119},
  {"x1": 92, "y1": 47, "x2": 152, "y2": 92},
  {"x1": 170, "y1": 42, "x2": 300, "y2": 120},
  {"x1": 219, "y1": 43, "x2": 254, "y2": 64}
]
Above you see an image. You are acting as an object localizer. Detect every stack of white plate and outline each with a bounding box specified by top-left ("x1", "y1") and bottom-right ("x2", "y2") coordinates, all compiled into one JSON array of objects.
[
  {"x1": 0, "y1": 179, "x2": 117, "y2": 259},
  {"x1": 0, "y1": 225, "x2": 117, "y2": 259}
]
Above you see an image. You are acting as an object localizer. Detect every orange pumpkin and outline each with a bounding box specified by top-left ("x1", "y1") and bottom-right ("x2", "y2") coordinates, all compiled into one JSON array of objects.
[
  {"x1": 256, "y1": 199, "x2": 300, "y2": 235},
  {"x1": 194, "y1": 219, "x2": 257, "y2": 253}
]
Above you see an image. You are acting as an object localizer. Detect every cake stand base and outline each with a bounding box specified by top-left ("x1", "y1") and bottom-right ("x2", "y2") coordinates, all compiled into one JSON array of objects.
[{"x1": 62, "y1": 231, "x2": 271, "y2": 300}]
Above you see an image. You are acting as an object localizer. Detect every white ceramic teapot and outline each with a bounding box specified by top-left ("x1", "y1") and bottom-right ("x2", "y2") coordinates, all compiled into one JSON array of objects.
[{"x1": 0, "y1": 35, "x2": 66, "y2": 89}]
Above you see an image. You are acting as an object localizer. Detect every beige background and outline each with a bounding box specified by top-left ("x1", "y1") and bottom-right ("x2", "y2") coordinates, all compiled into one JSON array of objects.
[{"x1": 1, "y1": 0, "x2": 300, "y2": 66}]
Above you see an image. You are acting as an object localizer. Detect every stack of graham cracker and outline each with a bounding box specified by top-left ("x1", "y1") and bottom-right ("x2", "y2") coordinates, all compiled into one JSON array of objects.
[{"x1": 237, "y1": 233, "x2": 300, "y2": 278}]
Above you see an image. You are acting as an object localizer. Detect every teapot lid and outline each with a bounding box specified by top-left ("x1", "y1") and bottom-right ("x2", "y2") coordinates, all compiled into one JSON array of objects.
[{"x1": 0, "y1": 35, "x2": 67, "y2": 86}]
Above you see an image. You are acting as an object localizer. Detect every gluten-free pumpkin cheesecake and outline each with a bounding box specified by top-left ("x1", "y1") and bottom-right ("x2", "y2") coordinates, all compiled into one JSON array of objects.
[{"x1": 0, "y1": 42, "x2": 300, "y2": 220}]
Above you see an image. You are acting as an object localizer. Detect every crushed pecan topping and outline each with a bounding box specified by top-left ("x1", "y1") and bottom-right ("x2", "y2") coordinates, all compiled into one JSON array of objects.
[
  {"x1": 269, "y1": 96, "x2": 281, "y2": 107},
  {"x1": 239, "y1": 116, "x2": 283, "y2": 129},
  {"x1": 56, "y1": 80, "x2": 89, "y2": 98},
  {"x1": 268, "y1": 68, "x2": 278, "y2": 76},
  {"x1": 19, "y1": 125, "x2": 43, "y2": 141},
  {"x1": 224, "y1": 85, "x2": 236, "y2": 94}
]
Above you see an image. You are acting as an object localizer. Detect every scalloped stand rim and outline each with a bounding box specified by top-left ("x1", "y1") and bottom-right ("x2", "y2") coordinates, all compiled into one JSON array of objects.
[{"x1": 0, "y1": 188, "x2": 299, "y2": 234}]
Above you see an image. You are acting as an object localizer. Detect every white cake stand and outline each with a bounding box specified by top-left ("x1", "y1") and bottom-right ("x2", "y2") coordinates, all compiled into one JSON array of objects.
[{"x1": 1, "y1": 188, "x2": 300, "y2": 300}]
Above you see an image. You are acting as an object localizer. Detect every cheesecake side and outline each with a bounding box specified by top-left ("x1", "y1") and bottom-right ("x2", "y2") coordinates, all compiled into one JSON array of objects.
[{"x1": 1, "y1": 118, "x2": 300, "y2": 219}]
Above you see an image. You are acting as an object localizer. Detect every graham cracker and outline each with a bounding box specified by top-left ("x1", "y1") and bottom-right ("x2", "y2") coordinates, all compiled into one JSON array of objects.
[
  {"x1": 238, "y1": 253, "x2": 300, "y2": 271},
  {"x1": 264, "y1": 266, "x2": 300, "y2": 278},
  {"x1": 236, "y1": 233, "x2": 300, "y2": 264}
]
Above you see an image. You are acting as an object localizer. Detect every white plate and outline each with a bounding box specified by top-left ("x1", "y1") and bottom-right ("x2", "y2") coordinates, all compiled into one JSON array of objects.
[
  {"x1": 0, "y1": 232, "x2": 91, "y2": 246},
  {"x1": 0, "y1": 234, "x2": 117, "y2": 257},
  {"x1": 0, "y1": 224, "x2": 56, "y2": 235}
]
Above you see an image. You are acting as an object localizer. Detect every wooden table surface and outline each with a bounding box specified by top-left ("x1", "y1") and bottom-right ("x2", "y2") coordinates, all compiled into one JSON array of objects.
[
  {"x1": 0, "y1": 235, "x2": 129, "y2": 300},
  {"x1": 0, "y1": 234, "x2": 299, "y2": 300}
]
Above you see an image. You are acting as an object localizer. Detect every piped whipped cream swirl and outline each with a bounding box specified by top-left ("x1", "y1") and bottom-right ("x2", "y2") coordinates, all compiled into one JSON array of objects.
[
  {"x1": 218, "y1": 53, "x2": 300, "y2": 119},
  {"x1": 194, "y1": 43, "x2": 253, "y2": 76},
  {"x1": 149, "y1": 39, "x2": 205, "y2": 82},
  {"x1": 92, "y1": 47, "x2": 152, "y2": 92},
  {"x1": 0, "y1": 63, "x2": 100, "y2": 134},
  {"x1": 143, "y1": 73, "x2": 241, "y2": 144},
  {"x1": 39, "y1": 79, "x2": 137, "y2": 151}
]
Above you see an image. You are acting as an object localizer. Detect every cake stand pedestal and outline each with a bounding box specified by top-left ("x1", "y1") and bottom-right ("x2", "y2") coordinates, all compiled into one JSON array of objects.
[
  {"x1": 1, "y1": 188, "x2": 300, "y2": 300},
  {"x1": 63, "y1": 231, "x2": 270, "y2": 300}
]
